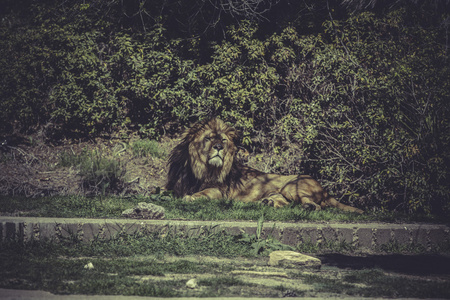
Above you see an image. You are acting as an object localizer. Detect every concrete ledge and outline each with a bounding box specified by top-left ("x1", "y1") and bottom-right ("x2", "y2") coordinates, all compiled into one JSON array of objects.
[{"x1": 1, "y1": 216, "x2": 449, "y2": 253}]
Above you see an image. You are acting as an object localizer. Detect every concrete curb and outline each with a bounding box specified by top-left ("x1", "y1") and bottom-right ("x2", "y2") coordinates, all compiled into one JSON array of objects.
[{"x1": 1, "y1": 217, "x2": 449, "y2": 252}]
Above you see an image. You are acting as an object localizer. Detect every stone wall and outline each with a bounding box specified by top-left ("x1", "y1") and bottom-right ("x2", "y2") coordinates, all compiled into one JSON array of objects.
[{"x1": 1, "y1": 217, "x2": 449, "y2": 253}]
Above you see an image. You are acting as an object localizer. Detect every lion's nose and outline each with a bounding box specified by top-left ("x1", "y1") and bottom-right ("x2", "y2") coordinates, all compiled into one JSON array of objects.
[{"x1": 213, "y1": 143, "x2": 223, "y2": 150}]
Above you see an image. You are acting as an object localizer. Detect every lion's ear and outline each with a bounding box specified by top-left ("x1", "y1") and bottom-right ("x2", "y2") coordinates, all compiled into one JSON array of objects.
[
  {"x1": 227, "y1": 130, "x2": 240, "y2": 146},
  {"x1": 236, "y1": 146, "x2": 249, "y2": 163},
  {"x1": 222, "y1": 122, "x2": 238, "y2": 140}
]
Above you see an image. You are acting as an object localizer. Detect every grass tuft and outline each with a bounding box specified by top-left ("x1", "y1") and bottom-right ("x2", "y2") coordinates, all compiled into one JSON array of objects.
[
  {"x1": 59, "y1": 148, "x2": 126, "y2": 194},
  {"x1": 130, "y1": 139, "x2": 165, "y2": 158}
]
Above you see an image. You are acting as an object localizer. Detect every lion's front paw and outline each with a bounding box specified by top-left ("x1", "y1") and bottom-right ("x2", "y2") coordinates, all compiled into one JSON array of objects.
[
  {"x1": 261, "y1": 198, "x2": 274, "y2": 207},
  {"x1": 182, "y1": 195, "x2": 196, "y2": 202},
  {"x1": 302, "y1": 202, "x2": 321, "y2": 211},
  {"x1": 261, "y1": 195, "x2": 290, "y2": 208}
]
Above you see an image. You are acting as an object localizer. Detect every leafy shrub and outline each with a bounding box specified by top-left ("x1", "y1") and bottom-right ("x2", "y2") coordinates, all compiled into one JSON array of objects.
[
  {"x1": 170, "y1": 20, "x2": 280, "y2": 141},
  {"x1": 1, "y1": 2, "x2": 448, "y2": 215},
  {"x1": 0, "y1": 2, "x2": 189, "y2": 137},
  {"x1": 277, "y1": 11, "x2": 450, "y2": 215}
]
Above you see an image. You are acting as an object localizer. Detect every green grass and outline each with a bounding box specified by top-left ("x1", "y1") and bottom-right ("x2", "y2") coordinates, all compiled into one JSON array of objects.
[
  {"x1": 0, "y1": 195, "x2": 137, "y2": 218},
  {"x1": 294, "y1": 269, "x2": 450, "y2": 298},
  {"x1": 0, "y1": 229, "x2": 259, "y2": 296},
  {"x1": 1, "y1": 235, "x2": 449, "y2": 298},
  {"x1": 130, "y1": 139, "x2": 165, "y2": 158},
  {"x1": 0, "y1": 194, "x2": 443, "y2": 223},
  {"x1": 0, "y1": 253, "x2": 180, "y2": 296}
]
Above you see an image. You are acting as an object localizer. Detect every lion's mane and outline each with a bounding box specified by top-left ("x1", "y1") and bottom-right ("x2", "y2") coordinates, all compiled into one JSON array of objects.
[{"x1": 166, "y1": 118, "x2": 241, "y2": 198}]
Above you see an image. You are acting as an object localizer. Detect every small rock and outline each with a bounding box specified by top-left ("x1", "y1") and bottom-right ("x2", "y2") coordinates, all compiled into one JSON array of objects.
[
  {"x1": 84, "y1": 262, "x2": 94, "y2": 270},
  {"x1": 186, "y1": 278, "x2": 198, "y2": 289},
  {"x1": 122, "y1": 202, "x2": 165, "y2": 219},
  {"x1": 268, "y1": 251, "x2": 321, "y2": 269}
]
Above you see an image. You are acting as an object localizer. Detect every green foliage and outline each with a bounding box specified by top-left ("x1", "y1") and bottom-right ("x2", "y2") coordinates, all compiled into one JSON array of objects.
[
  {"x1": 288, "y1": 11, "x2": 450, "y2": 215},
  {"x1": 1, "y1": 2, "x2": 449, "y2": 215},
  {"x1": 172, "y1": 20, "x2": 280, "y2": 140},
  {"x1": 0, "y1": 2, "x2": 190, "y2": 136}
]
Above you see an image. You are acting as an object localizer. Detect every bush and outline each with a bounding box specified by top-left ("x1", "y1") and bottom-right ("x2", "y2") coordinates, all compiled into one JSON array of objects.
[
  {"x1": 1, "y1": 2, "x2": 448, "y2": 215},
  {"x1": 0, "y1": 2, "x2": 189, "y2": 137},
  {"x1": 271, "y1": 11, "x2": 450, "y2": 214}
]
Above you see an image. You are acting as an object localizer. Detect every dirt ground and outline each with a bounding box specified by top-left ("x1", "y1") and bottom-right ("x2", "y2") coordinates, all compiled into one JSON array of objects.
[{"x1": 0, "y1": 132, "x2": 178, "y2": 197}]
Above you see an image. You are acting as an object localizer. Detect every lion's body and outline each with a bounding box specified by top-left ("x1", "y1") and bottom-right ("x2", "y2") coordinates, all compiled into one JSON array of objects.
[{"x1": 166, "y1": 118, "x2": 363, "y2": 214}]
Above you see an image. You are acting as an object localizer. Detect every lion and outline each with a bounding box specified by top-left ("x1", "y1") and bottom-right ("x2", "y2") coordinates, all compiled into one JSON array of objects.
[{"x1": 166, "y1": 118, "x2": 364, "y2": 214}]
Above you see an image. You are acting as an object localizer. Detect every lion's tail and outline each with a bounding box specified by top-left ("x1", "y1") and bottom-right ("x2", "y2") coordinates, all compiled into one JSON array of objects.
[{"x1": 325, "y1": 197, "x2": 364, "y2": 214}]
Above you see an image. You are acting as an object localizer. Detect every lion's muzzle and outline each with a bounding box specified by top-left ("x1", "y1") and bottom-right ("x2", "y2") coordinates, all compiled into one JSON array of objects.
[{"x1": 208, "y1": 144, "x2": 224, "y2": 167}]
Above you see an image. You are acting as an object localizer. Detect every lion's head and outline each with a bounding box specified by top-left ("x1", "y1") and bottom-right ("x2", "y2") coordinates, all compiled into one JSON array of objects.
[{"x1": 166, "y1": 118, "x2": 239, "y2": 197}]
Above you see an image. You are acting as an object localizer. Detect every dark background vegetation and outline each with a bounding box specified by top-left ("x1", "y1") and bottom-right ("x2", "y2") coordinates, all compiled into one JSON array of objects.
[{"x1": 1, "y1": 0, "x2": 449, "y2": 216}]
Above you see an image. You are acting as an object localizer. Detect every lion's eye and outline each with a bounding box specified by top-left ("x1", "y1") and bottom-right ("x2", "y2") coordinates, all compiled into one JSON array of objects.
[{"x1": 205, "y1": 137, "x2": 211, "y2": 142}]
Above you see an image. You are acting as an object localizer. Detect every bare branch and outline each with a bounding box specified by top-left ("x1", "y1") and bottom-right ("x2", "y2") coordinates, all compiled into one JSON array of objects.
[{"x1": 207, "y1": 0, "x2": 279, "y2": 20}]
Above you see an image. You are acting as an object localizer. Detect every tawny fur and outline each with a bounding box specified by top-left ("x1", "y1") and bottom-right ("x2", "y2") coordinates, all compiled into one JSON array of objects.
[{"x1": 166, "y1": 118, "x2": 363, "y2": 214}]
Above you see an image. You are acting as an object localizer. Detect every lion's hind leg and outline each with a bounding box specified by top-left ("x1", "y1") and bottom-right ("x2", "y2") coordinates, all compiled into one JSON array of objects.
[
  {"x1": 278, "y1": 178, "x2": 323, "y2": 211},
  {"x1": 324, "y1": 197, "x2": 364, "y2": 214},
  {"x1": 261, "y1": 193, "x2": 291, "y2": 208}
]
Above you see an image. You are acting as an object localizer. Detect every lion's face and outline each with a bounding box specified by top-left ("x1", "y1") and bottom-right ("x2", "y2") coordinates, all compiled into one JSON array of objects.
[
  {"x1": 187, "y1": 119, "x2": 237, "y2": 183},
  {"x1": 201, "y1": 132, "x2": 229, "y2": 167}
]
